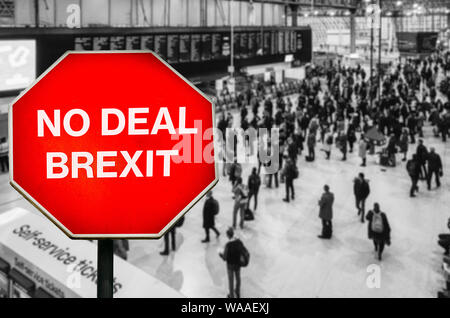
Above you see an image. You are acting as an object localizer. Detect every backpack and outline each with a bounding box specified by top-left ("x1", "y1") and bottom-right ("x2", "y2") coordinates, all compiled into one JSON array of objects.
[
  {"x1": 407, "y1": 160, "x2": 417, "y2": 176},
  {"x1": 239, "y1": 242, "x2": 250, "y2": 267},
  {"x1": 371, "y1": 213, "x2": 384, "y2": 233},
  {"x1": 293, "y1": 165, "x2": 299, "y2": 179}
]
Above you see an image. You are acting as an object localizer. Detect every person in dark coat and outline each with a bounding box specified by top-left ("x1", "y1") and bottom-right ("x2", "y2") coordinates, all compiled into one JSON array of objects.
[
  {"x1": 427, "y1": 147, "x2": 443, "y2": 190},
  {"x1": 219, "y1": 227, "x2": 248, "y2": 298},
  {"x1": 416, "y1": 139, "x2": 428, "y2": 180},
  {"x1": 407, "y1": 154, "x2": 421, "y2": 197},
  {"x1": 247, "y1": 167, "x2": 261, "y2": 210},
  {"x1": 282, "y1": 158, "x2": 297, "y2": 203},
  {"x1": 202, "y1": 191, "x2": 220, "y2": 243},
  {"x1": 318, "y1": 185, "x2": 334, "y2": 239},
  {"x1": 366, "y1": 203, "x2": 391, "y2": 261},
  {"x1": 354, "y1": 173, "x2": 370, "y2": 223}
]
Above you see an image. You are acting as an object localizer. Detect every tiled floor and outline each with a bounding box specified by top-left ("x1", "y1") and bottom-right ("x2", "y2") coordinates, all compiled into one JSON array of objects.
[{"x1": 1, "y1": 102, "x2": 449, "y2": 298}]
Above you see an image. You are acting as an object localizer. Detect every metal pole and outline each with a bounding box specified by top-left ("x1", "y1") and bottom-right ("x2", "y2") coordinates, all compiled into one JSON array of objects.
[
  {"x1": 230, "y1": 0, "x2": 234, "y2": 78},
  {"x1": 370, "y1": 13, "x2": 374, "y2": 109},
  {"x1": 378, "y1": 0, "x2": 382, "y2": 103},
  {"x1": 34, "y1": 0, "x2": 39, "y2": 27},
  {"x1": 97, "y1": 239, "x2": 114, "y2": 298}
]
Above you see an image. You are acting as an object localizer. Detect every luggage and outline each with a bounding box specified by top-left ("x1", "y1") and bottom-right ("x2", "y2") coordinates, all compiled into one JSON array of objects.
[
  {"x1": 244, "y1": 208, "x2": 254, "y2": 221},
  {"x1": 371, "y1": 213, "x2": 384, "y2": 233},
  {"x1": 380, "y1": 154, "x2": 390, "y2": 167},
  {"x1": 239, "y1": 244, "x2": 250, "y2": 267}
]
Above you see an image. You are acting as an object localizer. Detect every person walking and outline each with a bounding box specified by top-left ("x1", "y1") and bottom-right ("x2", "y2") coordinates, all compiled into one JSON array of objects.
[
  {"x1": 366, "y1": 203, "x2": 391, "y2": 261},
  {"x1": 416, "y1": 139, "x2": 428, "y2": 180},
  {"x1": 407, "y1": 154, "x2": 421, "y2": 197},
  {"x1": 247, "y1": 167, "x2": 261, "y2": 210},
  {"x1": 160, "y1": 216, "x2": 184, "y2": 255},
  {"x1": 202, "y1": 191, "x2": 220, "y2": 243},
  {"x1": 359, "y1": 135, "x2": 368, "y2": 167},
  {"x1": 427, "y1": 147, "x2": 443, "y2": 190},
  {"x1": 232, "y1": 177, "x2": 248, "y2": 229},
  {"x1": 318, "y1": 185, "x2": 334, "y2": 239},
  {"x1": 219, "y1": 227, "x2": 249, "y2": 298},
  {"x1": 354, "y1": 173, "x2": 370, "y2": 223}
]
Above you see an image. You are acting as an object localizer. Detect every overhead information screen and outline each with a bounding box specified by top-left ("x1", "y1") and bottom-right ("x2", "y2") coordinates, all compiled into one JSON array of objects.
[
  {"x1": 93, "y1": 37, "x2": 110, "y2": 50},
  {"x1": 179, "y1": 34, "x2": 190, "y2": 63},
  {"x1": 0, "y1": 40, "x2": 36, "y2": 92},
  {"x1": 154, "y1": 35, "x2": 167, "y2": 60},
  {"x1": 191, "y1": 34, "x2": 201, "y2": 62},
  {"x1": 167, "y1": 34, "x2": 179, "y2": 63},
  {"x1": 67, "y1": 28, "x2": 309, "y2": 66}
]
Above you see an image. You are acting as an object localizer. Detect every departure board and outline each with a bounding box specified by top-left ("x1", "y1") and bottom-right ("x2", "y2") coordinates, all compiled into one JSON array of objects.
[
  {"x1": 74, "y1": 37, "x2": 93, "y2": 51},
  {"x1": 263, "y1": 32, "x2": 271, "y2": 55},
  {"x1": 167, "y1": 34, "x2": 179, "y2": 63},
  {"x1": 256, "y1": 32, "x2": 262, "y2": 55},
  {"x1": 248, "y1": 32, "x2": 256, "y2": 57},
  {"x1": 126, "y1": 36, "x2": 141, "y2": 50},
  {"x1": 190, "y1": 34, "x2": 201, "y2": 62},
  {"x1": 285, "y1": 31, "x2": 290, "y2": 53},
  {"x1": 211, "y1": 33, "x2": 222, "y2": 59},
  {"x1": 93, "y1": 37, "x2": 110, "y2": 50},
  {"x1": 233, "y1": 33, "x2": 240, "y2": 58},
  {"x1": 110, "y1": 36, "x2": 125, "y2": 50},
  {"x1": 179, "y1": 34, "x2": 190, "y2": 63},
  {"x1": 240, "y1": 33, "x2": 248, "y2": 58},
  {"x1": 154, "y1": 35, "x2": 167, "y2": 60},
  {"x1": 201, "y1": 34, "x2": 212, "y2": 61},
  {"x1": 270, "y1": 31, "x2": 277, "y2": 55},
  {"x1": 278, "y1": 31, "x2": 284, "y2": 54},
  {"x1": 141, "y1": 35, "x2": 154, "y2": 51}
]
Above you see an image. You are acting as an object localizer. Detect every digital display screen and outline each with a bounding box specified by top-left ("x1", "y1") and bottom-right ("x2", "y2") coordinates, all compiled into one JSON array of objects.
[
  {"x1": 110, "y1": 36, "x2": 126, "y2": 50},
  {"x1": 201, "y1": 34, "x2": 212, "y2": 61},
  {"x1": 0, "y1": 40, "x2": 36, "y2": 92},
  {"x1": 126, "y1": 36, "x2": 141, "y2": 50},
  {"x1": 190, "y1": 34, "x2": 201, "y2": 62},
  {"x1": 211, "y1": 33, "x2": 222, "y2": 59},
  {"x1": 93, "y1": 37, "x2": 110, "y2": 50},
  {"x1": 167, "y1": 34, "x2": 179, "y2": 63},
  {"x1": 141, "y1": 35, "x2": 154, "y2": 51},
  {"x1": 154, "y1": 35, "x2": 168, "y2": 60},
  {"x1": 179, "y1": 34, "x2": 190, "y2": 63},
  {"x1": 74, "y1": 37, "x2": 93, "y2": 51}
]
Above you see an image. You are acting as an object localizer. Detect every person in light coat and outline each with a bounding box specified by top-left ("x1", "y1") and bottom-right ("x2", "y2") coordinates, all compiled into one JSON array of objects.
[{"x1": 359, "y1": 134, "x2": 368, "y2": 167}]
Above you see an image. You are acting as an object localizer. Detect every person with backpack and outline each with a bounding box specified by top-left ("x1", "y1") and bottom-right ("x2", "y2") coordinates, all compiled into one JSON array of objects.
[
  {"x1": 354, "y1": 173, "x2": 370, "y2": 223},
  {"x1": 318, "y1": 185, "x2": 334, "y2": 239},
  {"x1": 202, "y1": 191, "x2": 220, "y2": 243},
  {"x1": 282, "y1": 158, "x2": 298, "y2": 203},
  {"x1": 407, "y1": 154, "x2": 421, "y2": 197},
  {"x1": 247, "y1": 167, "x2": 261, "y2": 211},
  {"x1": 219, "y1": 227, "x2": 249, "y2": 298},
  {"x1": 232, "y1": 177, "x2": 248, "y2": 229},
  {"x1": 366, "y1": 203, "x2": 391, "y2": 261}
]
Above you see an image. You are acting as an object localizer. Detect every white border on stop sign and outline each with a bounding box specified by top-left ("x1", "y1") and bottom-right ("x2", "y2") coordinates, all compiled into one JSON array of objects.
[{"x1": 8, "y1": 50, "x2": 219, "y2": 240}]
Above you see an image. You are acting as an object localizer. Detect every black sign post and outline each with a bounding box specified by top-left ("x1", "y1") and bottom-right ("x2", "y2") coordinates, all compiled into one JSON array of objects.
[{"x1": 97, "y1": 239, "x2": 114, "y2": 298}]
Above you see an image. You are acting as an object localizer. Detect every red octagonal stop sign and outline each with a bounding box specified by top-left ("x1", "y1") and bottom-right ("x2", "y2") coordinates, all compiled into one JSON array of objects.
[{"x1": 9, "y1": 51, "x2": 218, "y2": 239}]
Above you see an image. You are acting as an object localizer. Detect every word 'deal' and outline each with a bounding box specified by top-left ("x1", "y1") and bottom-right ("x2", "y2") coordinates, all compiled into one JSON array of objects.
[{"x1": 37, "y1": 107, "x2": 198, "y2": 179}]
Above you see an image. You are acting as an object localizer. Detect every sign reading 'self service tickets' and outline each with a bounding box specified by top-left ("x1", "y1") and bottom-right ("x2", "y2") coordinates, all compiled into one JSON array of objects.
[{"x1": 9, "y1": 51, "x2": 218, "y2": 239}]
